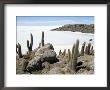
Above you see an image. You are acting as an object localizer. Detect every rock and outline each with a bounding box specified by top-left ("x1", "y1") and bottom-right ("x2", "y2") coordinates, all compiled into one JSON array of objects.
[
  {"x1": 26, "y1": 43, "x2": 58, "y2": 73},
  {"x1": 26, "y1": 55, "x2": 43, "y2": 73},
  {"x1": 42, "y1": 50, "x2": 58, "y2": 63},
  {"x1": 36, "y1": 43, "x2": 54, "y2": 54},
  {"x1": 89, "y1": 39, "x2": 93, "y2": 41}
]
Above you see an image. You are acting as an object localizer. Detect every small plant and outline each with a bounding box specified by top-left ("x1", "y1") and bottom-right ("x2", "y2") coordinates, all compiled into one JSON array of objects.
[
  {"x1": 41, "y1": 31, "x2": 44, "y2": 47},
  {"x1": 27, "y1": 33, "x2": 33, "y2": 52},
  {"x1": 16, "y1": 43, "x2": 23, "y2": 58}
]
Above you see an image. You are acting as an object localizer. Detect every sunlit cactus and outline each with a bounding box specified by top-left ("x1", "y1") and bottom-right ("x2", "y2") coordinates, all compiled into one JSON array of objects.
[
  {"x1": 16, "y1": 43, "x2": 23, "y2": 58},
  {"x1": 41, "y1": 31, "x2": 44, "y2": 47},
  {"x1": 80, "y1": 42, "x2": 86, "y2": 56},
  {"x1": 16, "y1": 44, "x2": 18, "y2": 53},
  {"x1": 27, "y1": 33, "x2": 33, "y2": 52}
]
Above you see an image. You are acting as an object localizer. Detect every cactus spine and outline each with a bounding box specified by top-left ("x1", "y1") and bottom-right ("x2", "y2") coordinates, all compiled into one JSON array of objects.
[
  {"x1": 80, "y1": 42, "x2": 86, "y2": 56},
  {"x1": 41, "y1": 31, "x2": 44, "y2": 47},
  {"x1": 27, "y1": 33, "x2": 33, "y2": 52},
  {"x1": 16, "y1": 43, "x2": 23, "y2": 58}
]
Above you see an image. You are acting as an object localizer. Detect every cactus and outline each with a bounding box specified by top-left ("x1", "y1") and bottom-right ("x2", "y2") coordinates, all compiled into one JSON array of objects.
[
  {"x1": 72, "y1": 44, "x2": 75, "y2": 58},
  {"x1": 59, "y1": 50, "x2": 62, "y2": 55},
  {"x1": 38, "y1": 43, "x2": 41, "y2": 48},
  {"x1": 27, "y1": 33, "x2": 33, "y2": 52},
  {"x1": 90, "y1": 46, "x2": 94, "y2": 55},
  {"x1": 80, "y1": 42, "x2": 86, "y2": 56},
  {"x1": 16, "y1": 43, "x2": 23, "y2": 58},
  {"x1": 68, "y1": 49, "x2": 71, "y2": 61},
  {"x1": 74, "y1": 39, "x2": 79, "y2": 59},
  {"x1": 87, "y1": 43, "x2": 91, "y2": 55},
  {"x1": 41, "y1": 31, "x2": 44, "y2": 47},
  {"x1": 62, "y1": 49, "x2": 66, "y2": 56},
  {"x1": 16, "y1": 44, "x2": 18, "y2": 53},
  {"x1": 85, "y1": 45, "x2": 88, "y2": 54},
  {"x1": 85, "y1": 43, "x2": 91, "y2": 55},
  {"x1": 71, "y1": 39, "x2": 79, "y2": 72}
]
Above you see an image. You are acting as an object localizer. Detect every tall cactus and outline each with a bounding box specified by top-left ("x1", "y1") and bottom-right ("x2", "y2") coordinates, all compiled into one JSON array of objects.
[
  {"x1": 41, "y1": 31, "x2": 44, "y2": 47},
  {"x1": 85, "y1": 45, "x2": 88, "y2": 54},
  {"x1": 59, "y1": 50, "x2": 62, "y2": 55},
  {"x1": 27, "y1": 33, "x2": 33, "y2": 52},
  {"x1": 87, "y1": 43, "x2": 91, "y2": 55},
  {"x1": 63, "y1": 49, "x2": 66, "y2": 56},
  {"x1": 68, "y1": 49, "x2": 71, "y2": 61},
  {"x1": 72, "y1": 44, "x2": 75, "y2": 58},
  {"x1": 80, "y1": 42, "x2": 86, "y2": 56},
  {"x1": 72, "y1": 39, "x2": 79, "y2": 72},
  {"x1": 16, "y1": 43, "x2": 23, "y2": 58},
  {"x1": 85, "y1": 43, "x2": 91, "y2": 55},
  {"x1": 90, "y1": 46, "x2": 94, "y2": 55}
]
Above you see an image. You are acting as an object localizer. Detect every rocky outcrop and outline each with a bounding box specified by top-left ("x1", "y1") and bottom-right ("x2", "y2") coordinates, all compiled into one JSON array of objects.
[{"x1": 51, "y1": 24, "x2": 94, "y2": 33}]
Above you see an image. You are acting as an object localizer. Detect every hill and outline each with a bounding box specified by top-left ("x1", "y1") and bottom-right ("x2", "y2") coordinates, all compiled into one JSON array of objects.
[{"x1": 51, "y1": 24, "x2": 94, "y2": 33}]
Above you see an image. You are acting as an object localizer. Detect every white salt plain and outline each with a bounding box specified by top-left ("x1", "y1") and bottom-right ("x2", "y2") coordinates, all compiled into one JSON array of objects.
[{"x1": 17, "y1": 26, "x2": 94, "y2": 55}]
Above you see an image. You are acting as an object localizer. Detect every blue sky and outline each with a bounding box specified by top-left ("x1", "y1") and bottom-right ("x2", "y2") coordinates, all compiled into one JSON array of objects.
[{"x1": 17, "y1": 16, "x2": 94, "y2": 26}]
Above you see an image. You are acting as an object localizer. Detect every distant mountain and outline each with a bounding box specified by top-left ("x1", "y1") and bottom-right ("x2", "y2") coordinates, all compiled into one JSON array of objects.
[{"x1": 51, "y1": 24, "x2": 94, "y2": 33}]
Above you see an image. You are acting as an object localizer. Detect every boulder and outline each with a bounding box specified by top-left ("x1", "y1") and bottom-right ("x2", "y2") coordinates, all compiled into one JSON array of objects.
[
  {"x1": 42, "y1": 50, "x2": 58, "y2": 63},
  {"x1": 36, "y1": 43, "x2": 54, "y2": 54},
  {"x1": 26, "y1": 55, "x2": 43, "y2": 73}
]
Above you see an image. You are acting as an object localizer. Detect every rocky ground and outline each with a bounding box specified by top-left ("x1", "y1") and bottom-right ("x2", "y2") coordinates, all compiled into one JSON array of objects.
[{"x1": 16, "y1": 43, "x2": 94, "y2": 74}]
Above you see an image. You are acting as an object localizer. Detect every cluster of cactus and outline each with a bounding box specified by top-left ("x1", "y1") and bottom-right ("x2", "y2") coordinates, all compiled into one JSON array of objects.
[
  {"x1": 27, "y1": 33, "x2": 33, "y2": 52},
  {"x1": 41, "y1": 31, "x2": 44, "y2": 47},
  {"x1": 16, "y1": 43, "x2": 23, "y2": 58}
]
